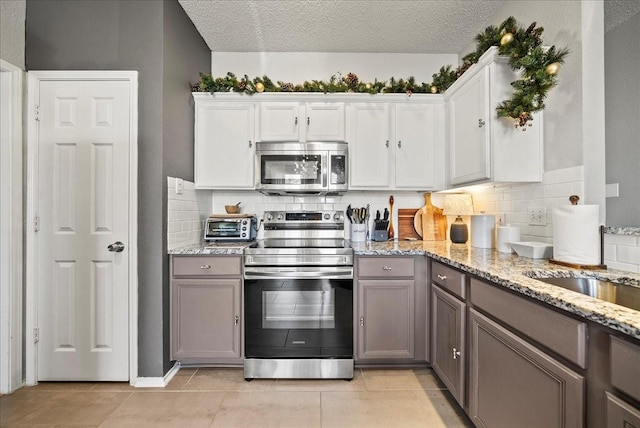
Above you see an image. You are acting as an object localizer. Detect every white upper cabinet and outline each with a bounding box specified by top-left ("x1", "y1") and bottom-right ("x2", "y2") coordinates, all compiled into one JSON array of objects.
[
  {"x1": 194, "y1": 95, "x2": 255, "y2": 189},
  {"x1": 395, "y1": 103, "x2": 444, "y2": 189},
  {"x1": 349, "y1": 100, "x2": 444, "y2": 190},
  {"x1": 445, "y1": 47, "x2": 543, "y2": 187},
  {"x1": 349, "y1": 103, "x2": 391, "y2": 188},
  {"x1": 258, "y1": 101, "x2": 345, "y2": 142}
]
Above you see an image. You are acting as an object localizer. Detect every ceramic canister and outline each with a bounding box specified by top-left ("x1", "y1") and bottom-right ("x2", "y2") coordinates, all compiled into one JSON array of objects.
[
  {"x1": 470, "y1": 214, "x2": 495, "y2": 249},
  {"x1": 497, "y1": 225, "x2": 521, "y2": 253}
]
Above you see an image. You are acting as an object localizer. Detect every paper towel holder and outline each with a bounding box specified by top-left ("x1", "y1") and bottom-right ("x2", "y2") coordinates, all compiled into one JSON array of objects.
[{"x1": 549, "y1": 196, "x2": 607, "y2": 270}]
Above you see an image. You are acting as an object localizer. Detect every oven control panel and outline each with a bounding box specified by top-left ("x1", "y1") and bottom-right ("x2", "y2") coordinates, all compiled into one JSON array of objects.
[{"x1": 263, "y1": 210, "x2": 344, "y2": 226}]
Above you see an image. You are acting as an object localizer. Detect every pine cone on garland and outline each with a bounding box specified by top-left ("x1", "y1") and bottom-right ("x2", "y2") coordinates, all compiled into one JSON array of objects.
[
  {"x1": 345, "y1": 72, "x2": 359, "y2": 87},
  {"x1": 280, "y1": 82, "x2": 294, "y2": 92},
  {"x1": 237, "y1": 81, "x2": 246, "y2": 91}
]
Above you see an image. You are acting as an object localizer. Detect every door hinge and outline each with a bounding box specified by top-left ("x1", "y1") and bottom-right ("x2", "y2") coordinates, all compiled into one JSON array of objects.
[
  {"x1": 33, "y1": 327, "x2": 39, "y2": 343},
  {"x1": 34, "y1": 105, "x2": 40, "y2": 121},
  {"x1": 34, "y1": 215, "x2": 40, "y2": 232}
]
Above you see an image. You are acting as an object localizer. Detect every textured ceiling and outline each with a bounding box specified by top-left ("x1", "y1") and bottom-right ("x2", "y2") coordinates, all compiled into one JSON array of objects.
[
  {"x1": 604, "y1": 0, "x2": 640, "y2": 32},
  {"x1": 177, "y1": 0, "x2": 506, "y2": 54}
]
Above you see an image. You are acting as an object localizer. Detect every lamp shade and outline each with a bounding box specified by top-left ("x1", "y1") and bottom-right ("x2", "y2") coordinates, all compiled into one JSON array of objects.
[{"x1": 443, "y1": 194, "x2": 474, "y2": 216}]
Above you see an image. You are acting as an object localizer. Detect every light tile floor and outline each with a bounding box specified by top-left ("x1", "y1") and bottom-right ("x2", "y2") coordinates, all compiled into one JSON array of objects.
[{"x1": 0, "y1": 367, "x2": 473, "y2": 427}]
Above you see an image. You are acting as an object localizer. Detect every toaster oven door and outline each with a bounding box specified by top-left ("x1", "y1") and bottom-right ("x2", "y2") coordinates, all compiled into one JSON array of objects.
[{"x1": 205, "y1": 219, "x2": 241, "y2": 240}]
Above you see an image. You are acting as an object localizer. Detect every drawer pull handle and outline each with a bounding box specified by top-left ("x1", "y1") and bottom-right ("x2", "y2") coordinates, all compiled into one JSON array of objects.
[
  {"x1": 234, "y1": 316, "x2": 239, "y2": 326},
  {"x1": 360, "y1": 317, "x2": 364, "y2": 327},
  {"x1": 453, "y1": 348, "x2": 461, "y2": 360},
  {"x1": 382, "y1": 266, "x2": 392, "y2": 271},
  {"x1": 478, "y1": 118, "x2": 486, "y2": 128},
  {"x1": 437, "y1": 274, "x2": 447, "y2": 281},
  {"x1": 200, "y1": 264, "x2": 211, "y2": 270}
]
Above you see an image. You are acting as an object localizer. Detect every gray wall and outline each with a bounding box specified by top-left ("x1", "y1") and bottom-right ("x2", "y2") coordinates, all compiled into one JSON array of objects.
[
  {"x1": 605, "y1": 11, "x2": 640, "y2": 226},
  {"x1": 0, "y1": 0, "x2": 26, "y2": 69},
  {"x1": 25, "y1": 0, "x2": 210, "y2": 377}
]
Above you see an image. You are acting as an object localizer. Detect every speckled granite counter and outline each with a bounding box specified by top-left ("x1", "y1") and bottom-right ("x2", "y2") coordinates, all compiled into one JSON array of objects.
[
  {"x1": 350, "y1": 240, "x2": 640, "y2": 340},
  {"x1": 168, "y1": 241, "x2": 254, "y2": 255}
]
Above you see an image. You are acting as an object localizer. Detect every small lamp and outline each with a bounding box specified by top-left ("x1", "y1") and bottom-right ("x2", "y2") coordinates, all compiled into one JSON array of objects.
[{"x1": 443, "y1": 194, "x2": 474, "y2": 244}]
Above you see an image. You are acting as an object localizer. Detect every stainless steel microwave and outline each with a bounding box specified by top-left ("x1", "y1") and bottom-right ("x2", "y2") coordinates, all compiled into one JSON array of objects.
[
  {"x1": 204, "y1": 216, "x2": 257, "y2": 242},
  {"x1": 255, "y1": 141, "x2": 348, "y2": 196}
]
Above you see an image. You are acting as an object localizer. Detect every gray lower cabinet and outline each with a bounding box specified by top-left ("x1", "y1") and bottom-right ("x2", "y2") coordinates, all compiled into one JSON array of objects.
[
  {"x1": 354, "y1": 256, "x2": 426, "y2": 362},
  {"x1": 171, "y1": 255, "x2": 242, "y2": 364},
  {"x1": 468, "y1": 308, "x2": 584, "y2": 428},
  {"x1": 431, "y1": 284, "x2": 465, "y2": 406}
]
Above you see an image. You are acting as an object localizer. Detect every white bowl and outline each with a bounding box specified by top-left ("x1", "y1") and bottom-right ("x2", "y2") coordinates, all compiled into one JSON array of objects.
[{"x1": 509, "y1": 242, "x2": 554, "y2": 259}]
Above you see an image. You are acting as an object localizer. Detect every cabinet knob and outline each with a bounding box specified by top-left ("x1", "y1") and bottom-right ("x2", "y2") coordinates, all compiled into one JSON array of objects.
[
  {"x1": 200, "y1": 264, "x2": 211, "y2": 270},
  {"x1": 234, "y1": 315, "x2": 239, "y2": 326},
  {"x1": 437, "y1": 274, "x2": 447, "y2": 281},
  {"x1": 382, "y1": 266, "x2": 392, "y2": 271},
  {"x1": 360, "y1": 317, "x2": 364, "y2": 327},
  {"x1": 248, "y1": 140, "x2": 252, "y2": 148},
  {"x1": 385, "y1": 140, "x2": 390, "y2": 148},
  {"x1": 307, "y1": 117, "x2": 310, "y2": 125},
  {"x1": 453, "y1": 348, "x2": 461, "y2": 360},
  {"x1": 478, "y1": 119, "x2": 486, "y2": 128},
  {"x1": 295, "y1": 116, "x2": 298, "y2": 125},
  {"x1": 397, "y1": 140, "x2": 402, "y2": 148}
]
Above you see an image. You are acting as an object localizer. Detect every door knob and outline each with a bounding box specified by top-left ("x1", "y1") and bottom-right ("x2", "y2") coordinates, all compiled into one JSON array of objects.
[{"x1": 107, "y1": 241, "x2": 125, "y2": 252}]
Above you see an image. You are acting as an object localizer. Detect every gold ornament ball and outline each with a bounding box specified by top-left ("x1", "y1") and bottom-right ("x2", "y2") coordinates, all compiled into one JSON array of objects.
[
  {"x1": 500, "y1": 33, "x2": 514, "y2": 46},
  {"x1": 365, "y1": 82, "x2": 372, "y2": 90},
  {"x1": 255, "y1": 82, "x2": 265, "y2": 93},
  {"x1": 545, "y1": 62, "x2": 560, "y2": 75},
  {"x1": 430, "y1": 85, "x2": 438, "y2": 94}
]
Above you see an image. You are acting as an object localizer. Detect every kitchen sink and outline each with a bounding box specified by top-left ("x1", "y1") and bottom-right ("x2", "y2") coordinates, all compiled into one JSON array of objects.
[{"x1": 535, "y1": 277, "x2": 640, "y2": 312}]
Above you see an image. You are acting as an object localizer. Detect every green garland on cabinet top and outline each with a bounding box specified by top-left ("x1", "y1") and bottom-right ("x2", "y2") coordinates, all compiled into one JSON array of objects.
[{"x1": 192, "y1": 16, "x2": 569, "y2": 128}]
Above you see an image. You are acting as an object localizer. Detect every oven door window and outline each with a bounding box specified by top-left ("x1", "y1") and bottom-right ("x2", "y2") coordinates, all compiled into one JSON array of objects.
[
  {"x1": 260, "y1": 154, "x2": 322, "y2": 185},
  {"x1": 263, "y1": 289, "x2": 335, "y2": 329},
  {"x1": 207, "y1": 220, "x2": 239, "y2": 237}
]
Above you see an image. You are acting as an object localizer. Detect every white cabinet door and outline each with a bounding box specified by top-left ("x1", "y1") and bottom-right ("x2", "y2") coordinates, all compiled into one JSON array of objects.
[
  {"x1": 259, "y1": 102, "x2": 300, "y2": 141},
  {"x1": 259, "y1": 102, "x2": 345, "y2": 142},
  {"x1": 306, "y1": 102, "x2": 345, "y2": 141},
  {"x1": 448, "y1": 68, "x2": 491, "y2": 185},
  {"x1": 395, "y1": 103, "x2": 442, "y2": 189},
  {"x1": 194, "y1": 102, "x2": 255, "y2": 189},
  {"x1": 349, "y1": 103, "x2": 391, "y2": 188}
]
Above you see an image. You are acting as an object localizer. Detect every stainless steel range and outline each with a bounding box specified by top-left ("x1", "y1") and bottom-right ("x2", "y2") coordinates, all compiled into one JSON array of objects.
[{"x1": 243, "y1": 210, "x2": 354, "y2": 380}]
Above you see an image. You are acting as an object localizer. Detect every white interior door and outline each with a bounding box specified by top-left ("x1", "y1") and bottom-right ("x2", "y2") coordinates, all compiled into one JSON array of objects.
[{"x1": 36, "y1": 79, "x2": 131, "y2": 381}]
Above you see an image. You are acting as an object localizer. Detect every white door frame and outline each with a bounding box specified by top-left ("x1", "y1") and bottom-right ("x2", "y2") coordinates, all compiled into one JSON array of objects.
[
  {"x1": 0, "y1": 59, "x2": 24, "y2": 394},
  {"x1": 25, "y1": 70, "x2": 139, "y2": 385}
]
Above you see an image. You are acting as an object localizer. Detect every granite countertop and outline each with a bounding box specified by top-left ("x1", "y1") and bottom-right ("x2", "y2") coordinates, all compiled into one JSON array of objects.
[
  {"x1": 168, "y1": 241, "x2": 254, "y2": 255},
  {"x1": 350, "y1": 240, "x2": 640, "y2": 340}
]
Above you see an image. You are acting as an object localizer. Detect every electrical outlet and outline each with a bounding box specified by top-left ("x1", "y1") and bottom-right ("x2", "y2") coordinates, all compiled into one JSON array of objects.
[
  {"x1": 527, "y1": 207, "x2": 547, "y2": 226},
  {"x1": 495, "y1": 212, "x2": 506, "y2": 226},
  {"x1": 176, "y1": 178, "x2": 184, "y2": 195}
]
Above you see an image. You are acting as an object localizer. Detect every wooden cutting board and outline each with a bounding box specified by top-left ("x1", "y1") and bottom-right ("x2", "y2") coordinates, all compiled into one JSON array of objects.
[
  {"x1": 414, "y1": 193, "x2": 447, "y2": 241},
  {"x1": 398, "y1": 209, "x2": 421, "y2": 240}
]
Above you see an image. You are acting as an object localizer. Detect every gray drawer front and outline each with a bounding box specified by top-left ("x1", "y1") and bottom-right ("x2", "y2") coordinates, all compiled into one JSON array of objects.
[
  {"x1": 431, "y1": 261, "x2": 465, "y2": 299},
  {"x1": 470, "y1": 278, "x2": 587, "y2": 368},
  {"x1": 172, "y1": 255, "x2": 242, "y2": 277},
  {"x1": 357, "y1": 257, "x2": 414, "y2": 278},
  {"x1": 606, "y1": 392, "x2": 640, "y2": 428},
  {"x1": 611, "y1": 336, "x2": 640, "y2": 402}
]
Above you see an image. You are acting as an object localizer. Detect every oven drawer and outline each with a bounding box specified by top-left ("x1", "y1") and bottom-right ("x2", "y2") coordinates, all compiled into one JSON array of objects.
[
  {"x1": 172, "y1": 255, "x2": 242, "y2": 277},
  {"x1": 357, "y1": 257, "x2": 415, "y2": 278}
]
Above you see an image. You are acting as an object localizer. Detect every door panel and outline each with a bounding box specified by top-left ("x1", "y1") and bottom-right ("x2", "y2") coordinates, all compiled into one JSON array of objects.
[{"x1": 37, "y1": 79, "x2": 130, "y2": 381}]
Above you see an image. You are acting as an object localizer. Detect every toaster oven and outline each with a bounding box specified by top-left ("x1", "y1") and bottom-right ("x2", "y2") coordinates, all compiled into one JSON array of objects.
[{"x1": 204, "y1": 215, "x2": 257, "y2": 242}]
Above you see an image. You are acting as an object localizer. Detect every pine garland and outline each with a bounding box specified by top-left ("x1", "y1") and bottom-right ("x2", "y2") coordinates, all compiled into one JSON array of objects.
[{"x1": 192, "y1": 16, "x2": 568, "y2": 127}]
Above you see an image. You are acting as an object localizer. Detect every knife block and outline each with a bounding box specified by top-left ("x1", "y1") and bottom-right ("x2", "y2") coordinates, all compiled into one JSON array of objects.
[{"x1": 372, "y1": 230, "x2": 389, "y2": 241}]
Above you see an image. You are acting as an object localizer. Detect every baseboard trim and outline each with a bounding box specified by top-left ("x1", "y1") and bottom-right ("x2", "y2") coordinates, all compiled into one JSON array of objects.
[{"x1": 134, "y1": 361, "x2": 179, "y2": 388}]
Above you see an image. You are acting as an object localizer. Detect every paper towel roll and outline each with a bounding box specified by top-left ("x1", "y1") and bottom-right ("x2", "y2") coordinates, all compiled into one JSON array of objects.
[
  {"x1": 552, "y1": 205, "x2": 600, "y2": 264},
  {"x1": 471, "y1": 215, "x2": 495, "y2": 248},
  {"x1": 497, "y1": 226, "x2": 521, "y2": 253}
]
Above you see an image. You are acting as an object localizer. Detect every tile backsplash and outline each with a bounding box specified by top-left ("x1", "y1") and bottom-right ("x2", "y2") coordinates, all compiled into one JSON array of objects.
[
  {"x1": 168, "y1": 167, "x2": 640, "y2": 273},
  {"x1": 167, "y1": 177, "x2": 210, "y2": 250}
]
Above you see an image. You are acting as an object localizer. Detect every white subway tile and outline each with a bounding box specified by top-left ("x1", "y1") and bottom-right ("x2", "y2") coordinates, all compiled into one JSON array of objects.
[
  {"x1": 167, "y1": 176, "x2": 176, "y2": 189},
  {"x1": 604, "y1": 260, "x2": 640, "y2": 274},
  {"x1": 544, "y1": 183, "x2": 575, "y2": 199},
  {"x1": 603, "y1": 244, "x2": 617, "y2": 261},
  {"x1": 605, "y1": 234, "x2": 638, "y2": 246},
  {"x1": 617, "y1": 245, "x2": 640, "y2": 265}
]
